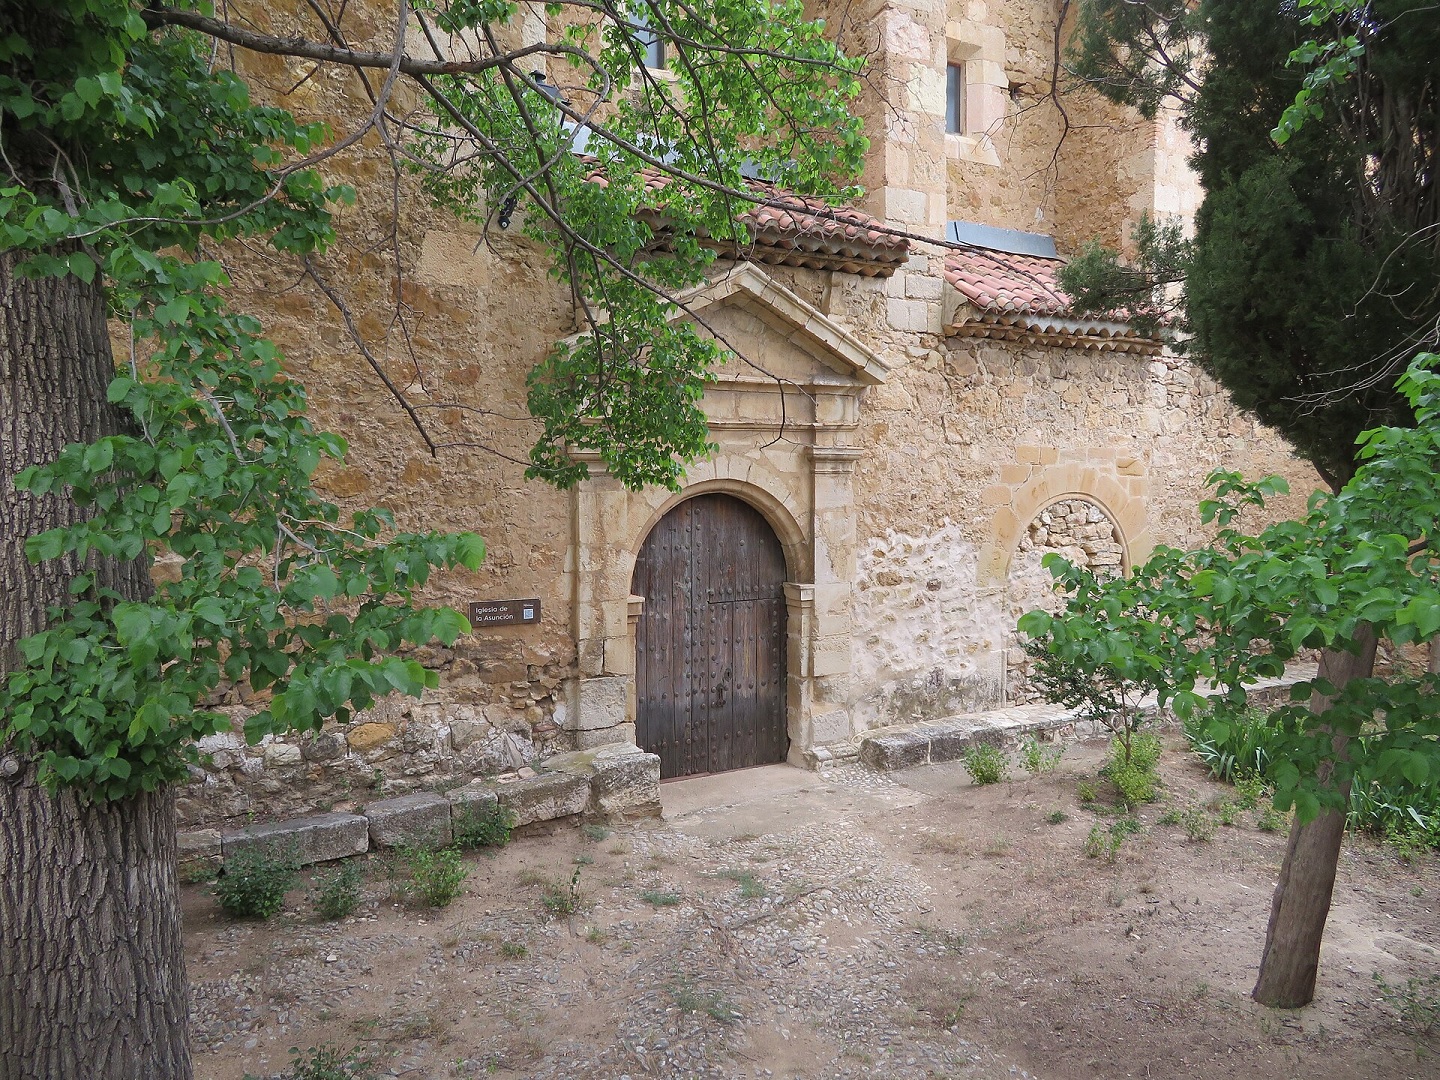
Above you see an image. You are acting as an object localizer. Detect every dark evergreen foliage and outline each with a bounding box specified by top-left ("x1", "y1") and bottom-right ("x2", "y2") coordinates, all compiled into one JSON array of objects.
[{"x1": 1066, "y1": 0, "x2": 1440, "y2": 488}]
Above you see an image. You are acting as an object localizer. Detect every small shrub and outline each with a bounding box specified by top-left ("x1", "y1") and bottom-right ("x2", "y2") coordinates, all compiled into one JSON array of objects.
[
  {"x1": 1127, "y1": 733, "x2": 1162, "y2": 773},
  {"x1": 1076, "y1": 779, "x2": 1100, "y2": 804},
  {"x1": 453, "y1": 800, "x2": 514, "y2": 850},
  {"x1": 962, "y1": 743, "x2": 1008, "y2": 785},
  {"x1": 1157, "y1": 807, "x2": 1183, "y2": 826},
  {"x1": 179, "y1": 861, "x2": 219, "y2": 886},
  {"x1": 499, "y1": 941, "x2": 528, "y2": 958},
  {"x1": 582, "y1": 823, "x2": 613, "y2": 842},
  {"x1": 1109, "y1": 762, "x2": 1158, "y2": 806},
  {"x1": 214, "y1": 843, "x2": 300, "y2": 920},
  {"x1": 312, "y1": 861, "x2": 363, "y2": 921},
  {"x1": 1233, "y1": 771, "x2": 1268, "y2": 811},
  {"x1": 1083, "y1": 826, "x2": 1121, "y2": 863},
  {"x1": 641, "y1": 888, "x2": 681, "y2": 907},
  {"x1": 540, "y1": 867, "x2": 583, "y2": 919},
  {"x1": 1216, "y1": 799, "x2": 1242, "y2": 827},
  {"x1": 1019, "y1": 736, "x2": 1063, "y2": 776},
  {"x1": 284, "y1": 1044, "x2": 374, "y2": 1080},
  {"x1": 1046, "y1": 810, "x2": 1069, "y2": 825},
  {"x1": 401, "y1": 846, "x2": 468, "y2": 908},
  {"x1": 1373, "y1": 971, "x2": 1440, "y2": 1037},
  {"x1": 1181, "y1": 807, "x2": 1215, "y2": 843},
  {"x1": 1384, "y1": 819, "x2": 1434, "y2": 865},
  {"x1": 1256, "y1": 806, "x2": 1288, "y2": 833},
  {"x1": 1110, "y1": 815, "x2": 1142, "y2": 840},
  {"x1": 1104, "y1": 733, "x2": 1161, "y2": 806}
]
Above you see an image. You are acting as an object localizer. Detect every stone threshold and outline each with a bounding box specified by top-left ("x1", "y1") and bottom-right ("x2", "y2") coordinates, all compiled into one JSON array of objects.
[
  {"x1": 179, "y1": 742, "x2": 660, "y2": 873},
  {"x1": 808, "y1": 663, "x2": 1320, "y2": 772}
]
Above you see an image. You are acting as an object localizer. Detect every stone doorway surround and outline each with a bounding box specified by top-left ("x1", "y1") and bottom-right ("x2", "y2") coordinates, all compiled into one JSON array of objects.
[{"x1": 564, "y1": 264, "x2": 890, "y2": 766}]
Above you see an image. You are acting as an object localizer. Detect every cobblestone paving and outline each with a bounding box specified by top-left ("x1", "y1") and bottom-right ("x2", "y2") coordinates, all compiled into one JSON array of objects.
[{"x1": 190, "y1": 763, "x2": 1033, "y2": 1080}]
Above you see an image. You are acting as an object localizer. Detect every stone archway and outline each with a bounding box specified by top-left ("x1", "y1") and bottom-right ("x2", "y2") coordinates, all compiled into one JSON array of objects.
[
  {"x1": 1003, "y1": 495, "x2": 1128, "y2": 703},
  {"x1": 563, "y1": 265, "x2": 887, "y2": 760}
]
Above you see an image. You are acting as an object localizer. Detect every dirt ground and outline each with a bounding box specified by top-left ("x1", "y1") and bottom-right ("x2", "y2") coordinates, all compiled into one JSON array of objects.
[{"x1": 187, "y1": 735, "x2": 1440, "y2": 1080}]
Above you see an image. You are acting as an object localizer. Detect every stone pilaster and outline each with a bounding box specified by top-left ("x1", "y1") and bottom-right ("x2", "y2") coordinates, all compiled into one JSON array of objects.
[
  {"x1": 807, "y1": 445, "x2": 864, "y2": 746},
  {"x1": 568, "y1": 453, "x2": 639, "y2": 749}
]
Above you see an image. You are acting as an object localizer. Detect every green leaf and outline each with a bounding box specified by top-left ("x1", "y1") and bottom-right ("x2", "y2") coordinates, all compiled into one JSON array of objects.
[{"x1": 83, "y1": 440, "x2": 114, "y2": 473}]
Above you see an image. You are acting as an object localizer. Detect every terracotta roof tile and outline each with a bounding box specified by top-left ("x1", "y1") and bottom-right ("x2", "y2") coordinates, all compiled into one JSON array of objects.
[
  {"x1": 580, "y1": 159, "x2": 909, "y2": 275},
  {"x1": 943, "y1": 248, "x2": 1071, "y2": 316},
  {"x1": 941, "y1": 247, "x2": 1161, "y2": 354}
]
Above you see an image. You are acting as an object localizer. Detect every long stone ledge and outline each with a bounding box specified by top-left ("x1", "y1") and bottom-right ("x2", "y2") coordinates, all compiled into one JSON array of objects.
[
  {"x1": 844, "y1": 663, "x2": 1319, "y2": 772},
  {"x1": 189, "y1": 744, "x2": 661, "y2": 871}
]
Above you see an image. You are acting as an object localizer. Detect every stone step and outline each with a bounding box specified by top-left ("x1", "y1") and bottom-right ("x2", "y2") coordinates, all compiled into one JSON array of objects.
[
  {"x1": 850, "y1": 663, "x2": 1319, "y2": 772},
  {"x1": 188, "y1": 742, "x2": 660, "y2": 874}
]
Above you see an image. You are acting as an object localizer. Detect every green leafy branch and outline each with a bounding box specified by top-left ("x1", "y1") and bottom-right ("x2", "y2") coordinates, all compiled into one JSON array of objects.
[{"x1": 1021, "y1": 354, "x2": 1440, "y2": 822}]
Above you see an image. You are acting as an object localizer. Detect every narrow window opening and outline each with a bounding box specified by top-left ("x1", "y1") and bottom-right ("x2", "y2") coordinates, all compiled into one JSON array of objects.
[
  {"x1": 632, "y1": 6, "x2": 666, "y2": 70},
  {"x1": 946, "y1": 63, "x2": 965, "y2": 134}
]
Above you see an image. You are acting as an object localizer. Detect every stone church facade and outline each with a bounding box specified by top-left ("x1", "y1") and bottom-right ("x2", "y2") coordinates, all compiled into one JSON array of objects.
[{"x1": 180, "y1": 0, "x2": 1315, "y2": 826}]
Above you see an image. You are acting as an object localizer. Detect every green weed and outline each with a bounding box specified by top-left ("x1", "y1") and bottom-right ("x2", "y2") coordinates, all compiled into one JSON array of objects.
[
  {"x1": 311, "y1": 860, "x2": 363, "y2": 921},
  {"x1": 400, "y1": 846, "x2": 468, "y2": 908},
  {"x1": 963, "y1": 743, "x2": 1008, "y2": 785},
  {"x1": 214, "y1": 842, "x2": 300, "y2": 920},
  {"x1": 453, "y1": 800, "x2": 514, "y2": 850},
  {"x1": 1018, "y1": 736, "x2": 1063, "y2": 776}
]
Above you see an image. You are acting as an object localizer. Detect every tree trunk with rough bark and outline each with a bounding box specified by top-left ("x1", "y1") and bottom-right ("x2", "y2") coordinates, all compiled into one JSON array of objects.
[
  {"x1": 0, "y1": 249, "x2": 191, "y2": 1078},
  {"x1": 1252, "y1": 627, "x2": 1378, "y2": 1009}
]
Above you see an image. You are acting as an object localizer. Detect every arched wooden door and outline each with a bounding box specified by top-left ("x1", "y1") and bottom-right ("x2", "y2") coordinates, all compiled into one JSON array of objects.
[{"x1": 632, "y1": 494, "x2": 789, "y2": 778}]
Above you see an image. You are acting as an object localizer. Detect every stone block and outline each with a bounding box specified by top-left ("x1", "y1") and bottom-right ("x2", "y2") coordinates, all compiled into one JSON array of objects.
[
  {"x1": 178, "y1": 828, "x2": 222, "y2": 873},
  {"x1": 927, "y1": 725, "x2": 982, "y2": 764},
  {"x1": 366, "y1": 792, "x2": 453, "y2": 848},
  {"x1": 904, "y1": 273, "x2": 944, "y2": 301},
  {"x1": 573, "y1": 675, "x2": 628, "y2": 731},
  {"x1": 858, "y1": 732, "x2": 929, "y2": 771},
  {"x1": 547, "y1": 743, "x2": 661, "y2": 821},
  {"x1": 495, "y1": 771, "x2": 590, "y2": 827},
  {"x1": 222, "y1": 812, "x2": 369, "y2": 866},
  {"x1": 809, "y1": 708, "x2": 852, "y2": 746},
  {"x1": 446, "y1": 784, "x2": 502, "y2": 836},
  {"x1": 262, "y1": 742, "x2": 303, "y2": 768},
  {"x1": 574, "y1": 722, "x2": 636, "y2": 750},
  {"x1": 346, "y1": 722, "x2": 397, "y2": 752}
]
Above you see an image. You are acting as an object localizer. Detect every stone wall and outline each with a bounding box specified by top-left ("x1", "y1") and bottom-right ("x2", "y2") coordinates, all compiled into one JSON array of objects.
[{"x1": 161, "y1": 0, "x2": 1323, "y2": 826}]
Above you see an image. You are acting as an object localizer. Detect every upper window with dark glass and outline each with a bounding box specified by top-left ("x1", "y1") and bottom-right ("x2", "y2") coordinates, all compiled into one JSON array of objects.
[
  {"x1": 632, "y1": 6, "x2": 666, "y2": 70},
  {"x1": 946, "y1": 63, "x2": 965, "y2": 134}
]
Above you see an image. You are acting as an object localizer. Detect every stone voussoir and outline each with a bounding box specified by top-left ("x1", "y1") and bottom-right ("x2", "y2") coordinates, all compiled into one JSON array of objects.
[
  {"x1": 221, "y1": 811, "x2": 369, "y2": 865},
  {"x1": 366, "y1": 791, "x2": 453, "y2": 848}
]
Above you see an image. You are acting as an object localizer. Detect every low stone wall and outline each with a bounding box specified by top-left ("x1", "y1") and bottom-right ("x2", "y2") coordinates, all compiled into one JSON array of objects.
[
  {"x1": 833, "y1": 664, "x2": 1319, "y2": 771},
  {"x1": 178, "y1": 743, "x2": 660, "y2": 875},
  {"x1": 181, "y1": 671, "x2": 574, "y2": 829}
]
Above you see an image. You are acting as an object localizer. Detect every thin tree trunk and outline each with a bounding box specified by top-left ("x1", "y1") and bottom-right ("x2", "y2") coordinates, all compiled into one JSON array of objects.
[
  {"x1": 1252, "y1": 626, "x2": 1378, "y2": 1009},
  {"x1": 0, "y1": 249, "x2": 191, "y2": 1077}
]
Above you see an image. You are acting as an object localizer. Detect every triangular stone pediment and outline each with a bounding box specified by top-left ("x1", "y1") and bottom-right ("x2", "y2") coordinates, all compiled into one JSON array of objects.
[{"x1": 674, "y1": 264, "x2": 889, "y2": 388}]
